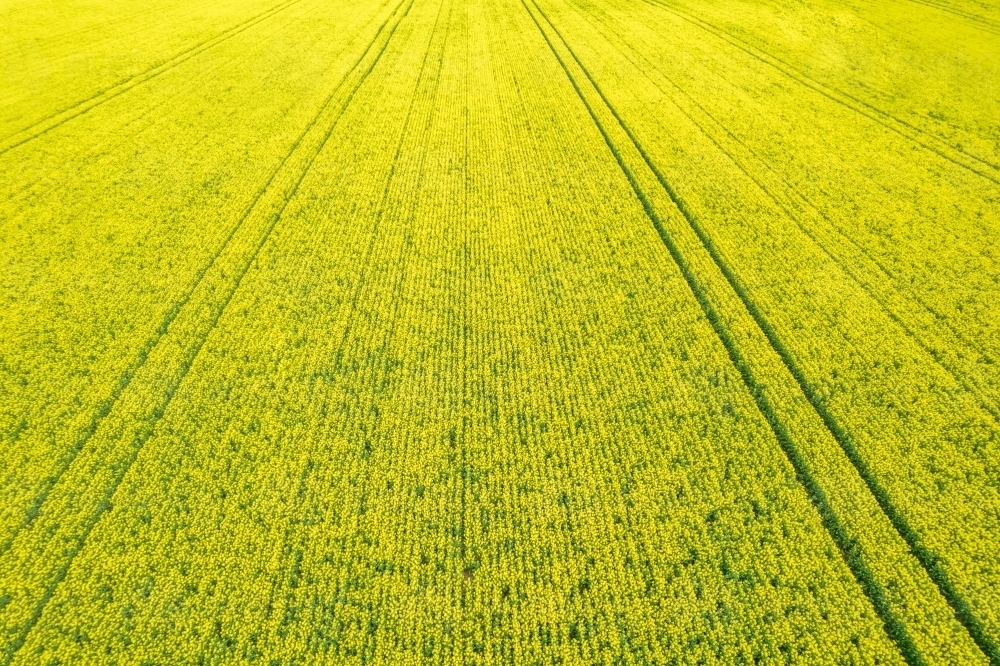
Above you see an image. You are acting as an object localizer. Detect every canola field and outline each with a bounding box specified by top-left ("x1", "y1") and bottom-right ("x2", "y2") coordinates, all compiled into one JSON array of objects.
[{"x1": 1, "y1": 0, "x2": 999, "y2": 663}]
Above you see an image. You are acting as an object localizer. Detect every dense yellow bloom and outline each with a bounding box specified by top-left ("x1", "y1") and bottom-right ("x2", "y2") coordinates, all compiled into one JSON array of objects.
[{"x1": 0, "y1": 0, "x2": 998, "y2": 662}]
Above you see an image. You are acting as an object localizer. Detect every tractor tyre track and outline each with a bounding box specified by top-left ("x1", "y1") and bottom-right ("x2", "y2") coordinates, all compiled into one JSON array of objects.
[
  {"x1": 564, "y1": 0, "x2": 1000, "y2": 424},
  {"x1": 0, "y1": 0, "x2": 408, "y2": 562},
  {"x1": 642, "y1": 0, "x2": 1000, "y2": 185},
  {"x1": 522, "y1": 0, "x2": 999, "y2": 663},
  {"x1": 0, "y1": 0, "x2": 305, "y2": 155},
  {"x1": 0, "y1": 0, "x2": 417, "y2": 660},
  {"x1": 520, "y1": 0, "x2": 924, "y2": 662}
]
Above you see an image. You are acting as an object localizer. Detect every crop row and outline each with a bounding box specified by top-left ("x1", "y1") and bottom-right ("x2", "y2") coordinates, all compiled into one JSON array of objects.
[
  {"x1": 2, "y1": 0, "x2": 919, "y2": 662},
  {"x1": 533, "y1": 0, "x2": 1000, "y2": 659}
]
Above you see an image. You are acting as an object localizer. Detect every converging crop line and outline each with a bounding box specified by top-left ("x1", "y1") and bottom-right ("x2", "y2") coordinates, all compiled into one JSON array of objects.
[
  {"x1": 642, "y1": 0, "x2": 1000, "y2": 185},
  {"x1": 519, "y1": 1, "x2": 925, "y2": 663},
  {"x1": 588, "y1": 1, "x2": 1000, "y2": 425},
  {"x1": 902, "y1": 0, "x2": 1000, "y2": 35},
  {"x1": 573, "y1": 40, "x2": 1000, "y2": 657},
  {"x1": 563, "y1": 0, "x2": 1000, "y2": 427},
  {"x1": 259, "y1": 0, "x2": 452, "y2": 647},
  {"x1": 524, "y1": 2, "x2": 1000, "y2": 663},
  {"x1": 336, "y1": 0, "x2": 450, "y2": 359},
  {"x1": 0, "y1": 0, "x2": 412, "y2": 566},
  {"x1": 0, "y1": 0, "x2": 417, "y2": 659},
  {"x1": 0, "y1": 0, "x2": 306, "y2": 156},
  {"x1": 262, "y1": 0, "x2": 450, "y2": 625},
  {"x1": 524, "y1": 0, "x2": 1000, "y2": 662},
  {"x1": 568, "y1": 0, "x2": 1000, "y2": 420}
]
